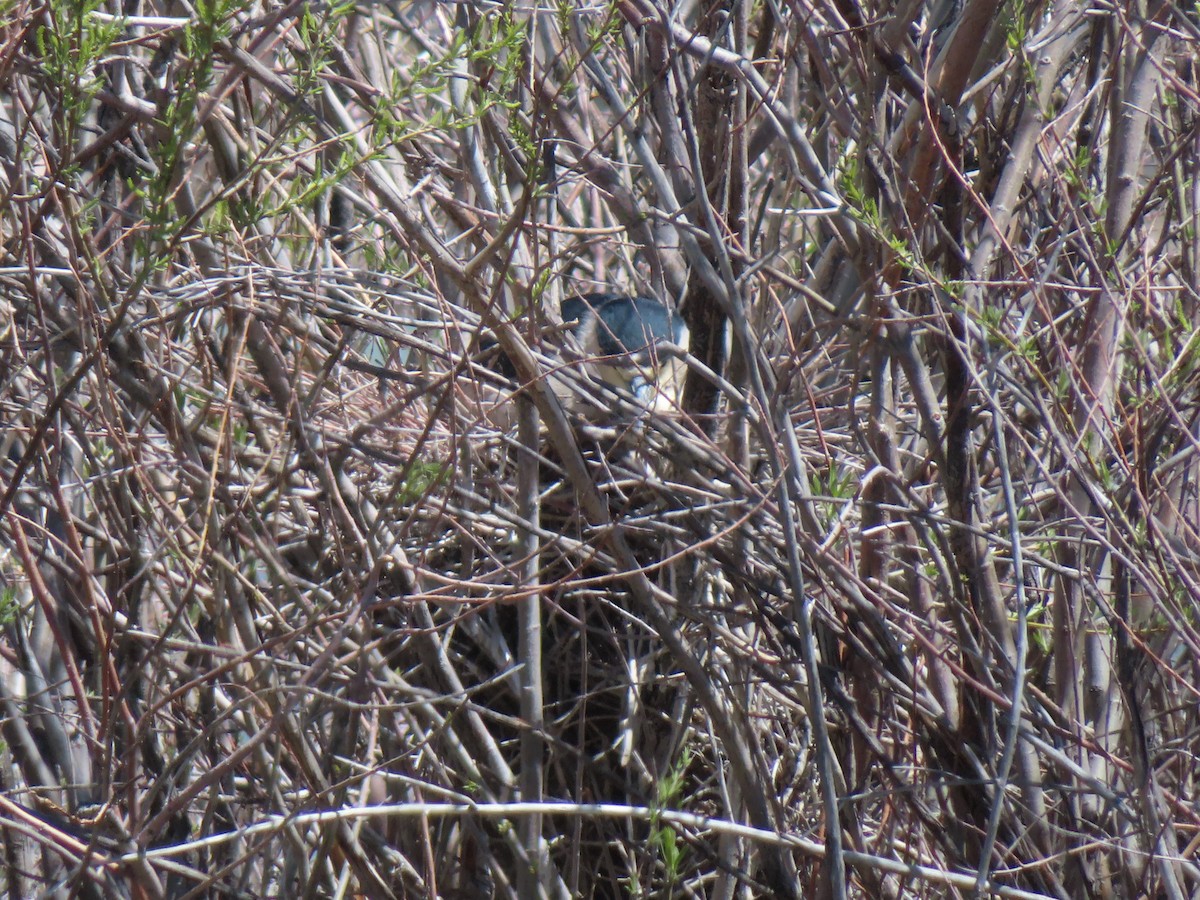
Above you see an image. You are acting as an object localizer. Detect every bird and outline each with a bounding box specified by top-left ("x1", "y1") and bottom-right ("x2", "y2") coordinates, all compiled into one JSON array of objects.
[
  {"x1": 474, "y1": 292, "x2": 689, "y2": 418},
  {"x1": 563, "y1": 293, "x2": 689, "y2": 408}
]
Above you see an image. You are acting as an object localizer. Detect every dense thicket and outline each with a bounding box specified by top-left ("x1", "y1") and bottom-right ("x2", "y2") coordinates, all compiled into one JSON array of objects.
[{"x1": 1, "y1": 0, "x2": 1198, "y2": 896}]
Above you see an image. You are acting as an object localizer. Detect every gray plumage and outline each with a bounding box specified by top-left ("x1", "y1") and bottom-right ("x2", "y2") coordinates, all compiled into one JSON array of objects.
[
  {"x1": 480, "y1": 292, "x2": 689, "y2": 409},
  {"x1": 564, "y1": 293, "x2": 689, "y2": 404}
]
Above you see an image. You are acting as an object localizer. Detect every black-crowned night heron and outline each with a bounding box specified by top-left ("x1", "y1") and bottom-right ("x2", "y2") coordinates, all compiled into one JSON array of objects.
[
  {"x1": 475, "y1": 292, "x2": 689, "y2": 419},
  {"x1": 563, "y1": 293, "x2": 689, "y2": 408}
]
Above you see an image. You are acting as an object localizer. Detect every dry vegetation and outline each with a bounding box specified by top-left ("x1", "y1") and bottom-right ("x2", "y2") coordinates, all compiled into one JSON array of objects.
[{"x1": 1, "y1": 0, "x2": 1199, "y2": 896}]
